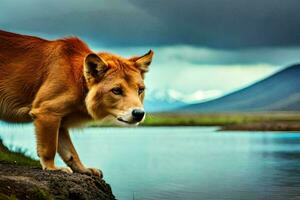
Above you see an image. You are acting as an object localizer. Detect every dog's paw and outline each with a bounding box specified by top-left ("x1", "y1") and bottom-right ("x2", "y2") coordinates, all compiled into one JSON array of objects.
[
  {"x1": 88, "y1": 167, "x2": 103, "y2": 178},
  {"x1": 79, "y1": 167, "x2": 103, "y2": 178},
  {"x1": 44, "y1": 166, "x2": 73, "y2": 174}
]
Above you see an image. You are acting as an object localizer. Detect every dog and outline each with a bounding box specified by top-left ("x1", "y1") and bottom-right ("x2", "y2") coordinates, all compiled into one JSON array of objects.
[{"x1": 0, "y1": 30, "x2": 153, "y2": 177}]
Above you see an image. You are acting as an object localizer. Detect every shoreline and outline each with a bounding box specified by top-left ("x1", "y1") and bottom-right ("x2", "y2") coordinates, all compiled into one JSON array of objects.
[
  {"x1": 89, "y1": 123, "x2": 300, "y2": 132},
  {"x1": 219, "y1": 122, "x2": 300, "y2": 132},
  {"x1": 88, "y1": 112, "x2": 300, "y2": 132}
]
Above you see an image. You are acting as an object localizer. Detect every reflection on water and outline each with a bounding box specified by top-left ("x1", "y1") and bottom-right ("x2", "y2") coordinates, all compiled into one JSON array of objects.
[{"x1": 1, "y1": 124, "x2": 300, "y2": 200}]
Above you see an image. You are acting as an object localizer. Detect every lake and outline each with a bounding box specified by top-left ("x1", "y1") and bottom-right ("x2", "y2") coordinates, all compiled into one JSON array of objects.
[{"x1": 1, "y1": 124, "x2": 300, "y2": 200}]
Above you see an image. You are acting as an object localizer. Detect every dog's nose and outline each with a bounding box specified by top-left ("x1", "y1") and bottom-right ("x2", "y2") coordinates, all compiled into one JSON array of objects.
[{"x1": 132, "y1": 109, "x2": 145, "y2": 122}]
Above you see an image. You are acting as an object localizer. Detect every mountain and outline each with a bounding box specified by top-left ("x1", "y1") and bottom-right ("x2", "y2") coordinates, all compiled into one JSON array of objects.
[
  {"x1": 179, "y1": 64, "x2": 300, "y2": 112},
  {"x1": 145, "y1": 98, "x2": 186, "y2": 112},
  {"x1": 144, "y1": 89, "x2": 222, "y2": 112},
  {"x1": 144, "y1": 90, "x2": 187, "y2": 112}
]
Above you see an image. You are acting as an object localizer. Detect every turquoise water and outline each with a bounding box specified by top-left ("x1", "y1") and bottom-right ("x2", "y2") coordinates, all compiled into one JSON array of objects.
[{"x1": 1, "y1": 124, "x2": 300, "y2": 200}]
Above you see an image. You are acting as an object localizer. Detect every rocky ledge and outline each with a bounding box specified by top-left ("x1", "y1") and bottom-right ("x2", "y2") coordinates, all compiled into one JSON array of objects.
[{"x1": 0, "y1": 161, "x2": 115, "y2": 200}]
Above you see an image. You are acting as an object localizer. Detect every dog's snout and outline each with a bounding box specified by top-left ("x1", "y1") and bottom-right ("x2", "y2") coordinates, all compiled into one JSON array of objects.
[{"x1": 132, "y1": 109, "x2": 145, "y2": 122}]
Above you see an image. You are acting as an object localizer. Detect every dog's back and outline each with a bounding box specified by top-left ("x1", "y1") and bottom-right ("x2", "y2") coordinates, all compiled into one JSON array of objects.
[
  {"x1": 0, "y1": 30, "x2": 92, "y2": 123},
  {"x1": 0, "y1": 30, "x2": 49, "y2": 122}
]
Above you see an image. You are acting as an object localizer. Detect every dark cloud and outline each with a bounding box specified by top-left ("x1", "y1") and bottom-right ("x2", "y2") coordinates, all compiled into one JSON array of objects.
[{"x1": 1, "y1": 0, "x2": 300, "y2": 48}]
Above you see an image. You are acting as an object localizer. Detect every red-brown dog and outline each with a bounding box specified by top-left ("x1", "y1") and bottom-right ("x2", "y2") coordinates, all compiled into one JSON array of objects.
[{"x1": 0, "y1": 30, "x2": 153, "y2": 177}]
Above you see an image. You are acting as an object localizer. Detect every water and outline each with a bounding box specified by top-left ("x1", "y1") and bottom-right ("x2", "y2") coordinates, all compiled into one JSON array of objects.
[{"x1": 1, "y1": 124, "x2": 300, "y2": 200}]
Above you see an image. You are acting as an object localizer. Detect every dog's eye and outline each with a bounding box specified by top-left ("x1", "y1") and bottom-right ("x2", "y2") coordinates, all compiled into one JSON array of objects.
[
  {"x1": 111, "y1": 87, "x2": 123, "y2": 95},
  {"x1": 138, "y1": 87, "x2": 145, "y2": 95}
]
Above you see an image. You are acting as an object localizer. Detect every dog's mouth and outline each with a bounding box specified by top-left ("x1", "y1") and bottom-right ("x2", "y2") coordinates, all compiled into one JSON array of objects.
[{"x1": 117, "y1": 117, "x2": 139, "y2": 125}]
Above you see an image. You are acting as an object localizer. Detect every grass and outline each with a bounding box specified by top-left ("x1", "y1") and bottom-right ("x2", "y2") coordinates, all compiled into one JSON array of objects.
[
  {"x1": 87, "y1": 112, "x2": 300, "y2": 127},
  {"x1": 0, "y1": 138, "x2": 40, "y2": 167},
  {"x1": 0, "y1": 194, "x2": 18, "y2": 200},
  {"x1": 141, "y1": 112, "x2": 300, "y2": 126}
]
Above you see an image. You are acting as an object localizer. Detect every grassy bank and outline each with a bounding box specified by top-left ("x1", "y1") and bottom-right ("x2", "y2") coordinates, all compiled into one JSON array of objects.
[
  {"x1": 0, "y1": 139, "x2": 39, "y2": 167},
  {"x1": 140, "y1": 112, "x2": 300, "y2": 131},
  {"x1": 141, "y1": 112, "x2": 300, "y2": 127},
  {"x1": 87, "y1": 112, "x2": 300, "y2": 131}
]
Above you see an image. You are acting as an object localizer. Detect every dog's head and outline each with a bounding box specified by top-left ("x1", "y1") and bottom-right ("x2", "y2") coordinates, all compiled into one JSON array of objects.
[{"x1": 83, "y1": 50, "x2": 153, "y2": 125}]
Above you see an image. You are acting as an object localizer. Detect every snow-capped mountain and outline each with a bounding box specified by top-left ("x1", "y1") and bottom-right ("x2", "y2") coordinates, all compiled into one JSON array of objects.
[{"x1": 144, "y1": 89, "x2": 222, "y2": 112}]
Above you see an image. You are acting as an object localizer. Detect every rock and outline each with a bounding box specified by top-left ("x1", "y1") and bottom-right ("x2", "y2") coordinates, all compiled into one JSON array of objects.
[{"x1": 0, "y1": 161, "x2": 115, "y2": 200}]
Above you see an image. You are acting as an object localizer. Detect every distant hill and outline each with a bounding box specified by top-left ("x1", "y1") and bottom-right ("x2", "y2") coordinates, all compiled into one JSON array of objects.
[
  {"x1": 145, "y1": 98, "x2": 186, "y2": 112},
  {"x1": 179, "y1": 64, "x2": 300, "y2": 112}
]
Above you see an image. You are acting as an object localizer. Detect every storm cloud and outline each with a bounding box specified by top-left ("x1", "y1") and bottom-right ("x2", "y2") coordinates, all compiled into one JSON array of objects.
[{"x1": 1, "y1": 0, "x2": 300, "y2": 48}]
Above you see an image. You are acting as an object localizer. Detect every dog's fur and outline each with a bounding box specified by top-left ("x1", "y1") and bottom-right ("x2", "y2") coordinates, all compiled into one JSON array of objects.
[{"x1": 0, "y1": 30, "x2": 153, "y2": 176}]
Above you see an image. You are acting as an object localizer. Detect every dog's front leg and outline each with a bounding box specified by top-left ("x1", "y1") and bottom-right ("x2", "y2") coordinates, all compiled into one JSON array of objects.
[
  {"x1": 57, "y1": 127, "x2": 102, "y2": 177},
  {"x1": 33, "y1": 112, "x2": 72, "y2": 173}
]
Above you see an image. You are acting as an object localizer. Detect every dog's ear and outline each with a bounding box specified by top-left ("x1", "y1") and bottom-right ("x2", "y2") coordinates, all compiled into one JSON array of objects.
[
  {"x1": 84, "y1": 53, "x2": 108, "y2": 85},
  {"x1": 131, "y1": 50, "x2": 154, "y2": 73}
]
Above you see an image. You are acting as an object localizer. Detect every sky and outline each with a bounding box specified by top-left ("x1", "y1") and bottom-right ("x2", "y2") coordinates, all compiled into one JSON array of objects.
[{"x1": 1, "y1": 0, "x2": 300, "y2": 103}]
